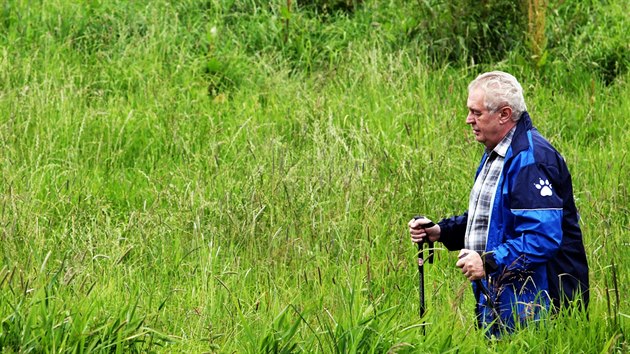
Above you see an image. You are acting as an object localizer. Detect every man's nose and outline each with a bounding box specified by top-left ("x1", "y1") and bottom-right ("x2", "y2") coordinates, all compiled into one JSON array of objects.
[{"x1": 466, "y1": 113, "x2": 475, "y2": 124}]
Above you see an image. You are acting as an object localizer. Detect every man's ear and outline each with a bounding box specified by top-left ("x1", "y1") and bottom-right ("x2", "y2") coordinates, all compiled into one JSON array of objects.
[{"x1": 499, "y1": 106, "x2": 513, "y2": 124}]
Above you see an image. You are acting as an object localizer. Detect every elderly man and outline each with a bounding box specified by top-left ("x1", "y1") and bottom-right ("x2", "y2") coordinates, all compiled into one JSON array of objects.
[{"x1": 409, "y1": 71, "x2": 589, "y2": 334}]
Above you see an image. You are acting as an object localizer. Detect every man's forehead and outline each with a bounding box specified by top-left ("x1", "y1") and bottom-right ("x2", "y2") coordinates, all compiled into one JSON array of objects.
[{"x1": 467, "y1": 90, "x2": 485, "y2": 108}]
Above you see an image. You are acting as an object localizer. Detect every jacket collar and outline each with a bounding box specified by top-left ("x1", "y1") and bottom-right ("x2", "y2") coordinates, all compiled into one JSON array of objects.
[{"x1": 510, "y1": 111, "x2": 533, "y2": 155}]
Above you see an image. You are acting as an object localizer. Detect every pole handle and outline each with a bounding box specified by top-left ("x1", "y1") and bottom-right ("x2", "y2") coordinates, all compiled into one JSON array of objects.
[{"x1": 412, "y1": 215, "x2": 435, "y2": 263}]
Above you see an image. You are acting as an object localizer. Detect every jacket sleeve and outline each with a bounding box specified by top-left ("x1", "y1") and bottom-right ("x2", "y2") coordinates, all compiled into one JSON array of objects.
[
  {"x1": 437, "y1": 212, "x2": 467, "y2": 251},
  {"x1": 490, "y1": 161, "x2": 565, "y2": 273}
]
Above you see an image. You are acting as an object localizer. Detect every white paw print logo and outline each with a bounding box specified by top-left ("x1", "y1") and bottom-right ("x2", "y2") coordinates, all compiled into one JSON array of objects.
[{"x1": 534, "y1": 178, "x2": 553, "y2": 197}]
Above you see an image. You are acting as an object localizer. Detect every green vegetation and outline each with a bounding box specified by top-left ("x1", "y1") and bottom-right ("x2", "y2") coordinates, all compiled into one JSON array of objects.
[{"x1": 1, "y1": 0, "x2": 628, "y2": 352}]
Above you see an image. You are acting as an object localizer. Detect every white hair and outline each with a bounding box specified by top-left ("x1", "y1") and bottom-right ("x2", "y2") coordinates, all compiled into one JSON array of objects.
[{"x1": 468, "y1": 71, "x2": 527, "y2": 121}]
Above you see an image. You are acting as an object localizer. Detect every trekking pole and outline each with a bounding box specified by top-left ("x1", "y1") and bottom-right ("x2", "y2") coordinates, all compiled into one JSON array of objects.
[{"x1": 413, "y1": 215, "x2": 435, "y2": 318}]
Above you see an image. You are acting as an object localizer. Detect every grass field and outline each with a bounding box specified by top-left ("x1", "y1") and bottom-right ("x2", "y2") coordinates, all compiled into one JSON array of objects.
[{"x1": 1, "y1": 0, "x2": 628, "y2": 352}]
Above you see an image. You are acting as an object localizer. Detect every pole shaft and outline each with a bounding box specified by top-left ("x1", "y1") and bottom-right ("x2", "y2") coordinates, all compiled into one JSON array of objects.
[{"x1": 418, "y1": 242, "x2": 425, "y2": 317}]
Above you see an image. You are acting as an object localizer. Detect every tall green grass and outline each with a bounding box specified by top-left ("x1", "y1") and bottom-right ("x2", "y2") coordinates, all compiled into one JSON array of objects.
[{"x1": 1, "y1": 0, "x2": 628, "y2": 352}]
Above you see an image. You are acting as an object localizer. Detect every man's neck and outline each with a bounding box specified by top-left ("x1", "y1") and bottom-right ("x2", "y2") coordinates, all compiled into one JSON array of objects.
[
  {"x1": 487, "y1": 122, "x2": 517, "y2": 150},
  {"x1": 486, "y1": 125, "x2": 517, "y2": 156}
]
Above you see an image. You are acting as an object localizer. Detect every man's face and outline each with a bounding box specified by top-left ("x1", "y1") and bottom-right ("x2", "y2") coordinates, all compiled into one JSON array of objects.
[{"x1": 466, "y1": 88, "x2": 504, "y2": 150}]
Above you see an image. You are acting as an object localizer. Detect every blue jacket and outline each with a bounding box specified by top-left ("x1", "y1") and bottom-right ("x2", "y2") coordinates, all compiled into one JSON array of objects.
[{"x1": 438, "y1": 112, "x2": 589, "y2": 331}]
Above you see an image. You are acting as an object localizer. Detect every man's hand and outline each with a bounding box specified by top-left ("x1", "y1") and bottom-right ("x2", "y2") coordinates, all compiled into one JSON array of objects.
[
  {"x1": 456, "y1": 250, "x2": 485, "y2": 281},
  {"x1": 408, "y1": 217, "x2": 440, "y2": 244}
]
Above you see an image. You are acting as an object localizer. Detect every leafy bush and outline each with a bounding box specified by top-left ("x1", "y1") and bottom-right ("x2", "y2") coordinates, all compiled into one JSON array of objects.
[
  {"x1": 546, "y1": 0, "x2": 629, "y2": 85},
  {"x1": 297, "y1": 0, "x2": 363, "y2": 14},
  {"x1": 411, "y1": 0, "x2": 527, "y2": 65},
  {"x1": 213, "y1": 0, "x2": 369, "y2": 76}
]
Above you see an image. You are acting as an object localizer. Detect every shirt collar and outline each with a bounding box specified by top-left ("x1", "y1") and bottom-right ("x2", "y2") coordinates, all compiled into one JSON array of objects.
[{"x1": 488, "y1": 126, "x2": 516, "y2": 158}]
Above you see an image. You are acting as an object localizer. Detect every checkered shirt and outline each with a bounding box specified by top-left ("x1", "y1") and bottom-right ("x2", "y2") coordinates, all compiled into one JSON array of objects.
[{"x1": 464, "y1": 127, "x2": 516, "y2": 252}]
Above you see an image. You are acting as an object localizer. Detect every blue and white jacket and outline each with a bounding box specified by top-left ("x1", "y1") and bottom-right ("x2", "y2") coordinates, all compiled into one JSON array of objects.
[{"x1": 438, "y1": 112, "x2": 589, "y2": 331}]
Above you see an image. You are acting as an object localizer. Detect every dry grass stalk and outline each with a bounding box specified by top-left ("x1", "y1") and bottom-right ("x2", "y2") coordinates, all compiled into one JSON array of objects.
[{"x1": 527, "y1": 0, "x2": 548, "y2": 60}]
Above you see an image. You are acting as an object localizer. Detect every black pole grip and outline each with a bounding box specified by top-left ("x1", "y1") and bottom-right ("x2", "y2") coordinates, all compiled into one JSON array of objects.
[{"x1": 413, "y1": 215, "x2": 435, "y2": 263}]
